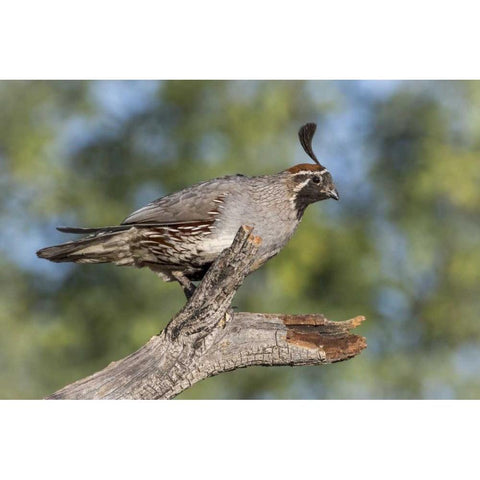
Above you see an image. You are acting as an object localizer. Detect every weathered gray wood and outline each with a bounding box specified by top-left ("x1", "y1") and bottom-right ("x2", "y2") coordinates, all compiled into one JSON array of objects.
[{"x1": 47, "y1": 225, "x2": 367, "y2": 400}]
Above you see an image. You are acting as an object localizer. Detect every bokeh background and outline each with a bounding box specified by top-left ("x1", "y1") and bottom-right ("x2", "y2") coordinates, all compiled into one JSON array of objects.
[{"x1": 1, "y1": 80, "x2": 479, "y2": 399}]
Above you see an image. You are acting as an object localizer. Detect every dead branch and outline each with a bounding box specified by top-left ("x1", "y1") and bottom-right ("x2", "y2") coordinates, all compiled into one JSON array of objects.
[{"x1": 47, "y1": 225, "x2": 366, "y2": 399}]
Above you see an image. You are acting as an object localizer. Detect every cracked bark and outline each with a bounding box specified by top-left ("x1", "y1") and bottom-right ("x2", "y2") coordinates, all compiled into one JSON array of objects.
[{"x1": 47, "y1": 225, "x2": 367, "y2": 400}]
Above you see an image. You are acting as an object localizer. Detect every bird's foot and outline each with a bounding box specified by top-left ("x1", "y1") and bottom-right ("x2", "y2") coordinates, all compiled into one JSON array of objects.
[{"x1": 172, "y1": 271, "x2": 196, "y2": 300}]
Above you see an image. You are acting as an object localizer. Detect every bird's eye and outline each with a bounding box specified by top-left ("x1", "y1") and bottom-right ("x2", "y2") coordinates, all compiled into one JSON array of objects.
[{"x1": 312, "y1": 176, "x2": 321, "y2": 184}]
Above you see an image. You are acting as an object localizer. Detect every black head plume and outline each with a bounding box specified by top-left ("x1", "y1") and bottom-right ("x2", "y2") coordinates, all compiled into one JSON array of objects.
[{"x1": 298, "y1": 122, "x2": 324, "y2": 168}]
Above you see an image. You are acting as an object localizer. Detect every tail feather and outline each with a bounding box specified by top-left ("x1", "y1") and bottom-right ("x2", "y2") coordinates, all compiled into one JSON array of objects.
[{"x1": 36, "y1": 229, "x2": 134, "y2": 265}]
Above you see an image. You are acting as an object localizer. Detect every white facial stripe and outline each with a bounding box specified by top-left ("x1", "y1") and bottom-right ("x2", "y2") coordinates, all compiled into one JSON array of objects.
[
  {"x1": 292, "y1": 168, "x2": 329, "y2": 176},
  {"x1": 293, "y1": 179, "x2": 311, "y2": 191}
]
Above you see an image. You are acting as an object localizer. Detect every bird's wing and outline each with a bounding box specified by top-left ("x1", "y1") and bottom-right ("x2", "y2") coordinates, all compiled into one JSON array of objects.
[{"x1": 121, "y1": 175, "x2": 245, "y2": 226}]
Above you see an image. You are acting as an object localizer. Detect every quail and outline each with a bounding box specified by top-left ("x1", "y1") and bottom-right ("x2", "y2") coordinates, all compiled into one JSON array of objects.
[{"x1": 37, "y1": 123, "x2": 339, "y2": 297}]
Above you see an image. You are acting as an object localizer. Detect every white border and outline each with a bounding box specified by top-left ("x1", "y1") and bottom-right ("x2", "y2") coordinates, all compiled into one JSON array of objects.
[
  {"x1": 1, "y1": 400, "x2": 479, "y2": 479},
  {"x1": 1, "y1": 1, "x2": 480, "y2": 78}
]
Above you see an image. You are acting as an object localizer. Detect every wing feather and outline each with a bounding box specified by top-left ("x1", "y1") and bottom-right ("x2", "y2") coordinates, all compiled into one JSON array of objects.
[{"x1": 121, "y1": 175, "x2": 244, "y2": 225}]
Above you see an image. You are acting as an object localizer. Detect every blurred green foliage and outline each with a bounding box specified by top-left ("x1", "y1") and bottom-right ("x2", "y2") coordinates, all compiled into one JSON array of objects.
[{"x1": 1, "y1": 80, "x2": 479, "y2": 399}]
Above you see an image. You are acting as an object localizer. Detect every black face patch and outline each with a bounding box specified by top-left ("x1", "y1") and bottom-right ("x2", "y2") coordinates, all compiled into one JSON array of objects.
[{"x1": 293, "y1": 170, "x2": 336, "y2": 218}]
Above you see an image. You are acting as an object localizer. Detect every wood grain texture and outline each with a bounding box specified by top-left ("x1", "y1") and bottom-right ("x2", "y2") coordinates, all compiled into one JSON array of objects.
[{"x1": 47, "y1": 226, "x2": 367, "y2": 400}]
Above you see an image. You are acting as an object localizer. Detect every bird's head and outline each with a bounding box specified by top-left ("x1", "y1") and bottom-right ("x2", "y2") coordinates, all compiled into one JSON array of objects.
[{"x1": 283, "y1": 123, "x2": 339, "y2": 213}]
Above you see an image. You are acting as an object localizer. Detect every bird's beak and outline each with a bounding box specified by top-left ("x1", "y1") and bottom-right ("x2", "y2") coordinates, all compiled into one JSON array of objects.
[{"x1": 327, "y1": 187, "x2": 339, "y2": 201}]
